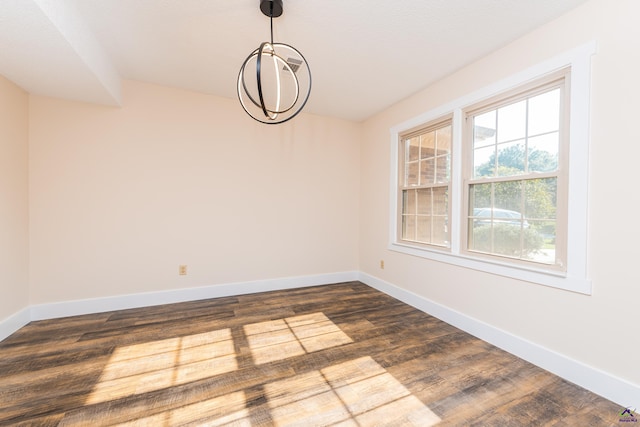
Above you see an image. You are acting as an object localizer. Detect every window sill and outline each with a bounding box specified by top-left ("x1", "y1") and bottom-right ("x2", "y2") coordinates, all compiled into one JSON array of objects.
[{"x1": 389, "y1": 241, "x2": 591, "y2": 294}]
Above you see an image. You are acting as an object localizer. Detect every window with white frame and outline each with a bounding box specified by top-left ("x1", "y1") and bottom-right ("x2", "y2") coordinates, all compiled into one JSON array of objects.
[
  {"x1": 389, "y1": 42, "x2": 595, "y2": 294},
  {"x1": 464, "y1": 71, "x2": 569, "y2": 270},
  {"x1": 399, "y1": 118, "x2": 452, "y2": 248}
]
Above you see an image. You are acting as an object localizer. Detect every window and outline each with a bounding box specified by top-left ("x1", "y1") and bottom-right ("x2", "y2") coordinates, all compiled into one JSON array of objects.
[
  {"x1": 464, "y1": 73, "x2": 568, "y2": 270},
  {"x1": 399, "y1": 119, "x2": 452, "y2": 248},
  {"x1": 388, "y1": 42, "x2": 595, "y2": 294}
]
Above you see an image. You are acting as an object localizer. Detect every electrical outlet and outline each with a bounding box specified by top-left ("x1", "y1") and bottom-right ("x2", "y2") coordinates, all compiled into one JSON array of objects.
[
  {"x1": 179, "y1": 265, "x2": 187, "y2": 275},
  {"x1": 380, "y1": 260, "x2": 385, "y2": 269}
]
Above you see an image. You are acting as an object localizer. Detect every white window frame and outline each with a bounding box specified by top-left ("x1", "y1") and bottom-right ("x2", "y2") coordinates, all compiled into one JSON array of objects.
[
  {"x1": 388, "y1": 42, "x2": 596, "y2": 294},
  {"x1": 462, "y1": 70, "x2": 569, "y2": 270},
  {"x1": 398, "y1": 117, "x2": 453, "y2": 249}
]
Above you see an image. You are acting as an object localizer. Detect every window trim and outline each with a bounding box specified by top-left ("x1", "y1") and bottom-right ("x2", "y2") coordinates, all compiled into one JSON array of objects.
[{"x1": 388, "y1": 41, "x2": 596, "y2": 294}]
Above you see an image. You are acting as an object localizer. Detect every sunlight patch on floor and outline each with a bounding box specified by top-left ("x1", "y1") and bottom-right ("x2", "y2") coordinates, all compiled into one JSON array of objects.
[
  {"x1": 244, "y1": 312, "x2": 353, "y2": 364},
  {"x1": 86, "y1": 329, "x2": 237, "y2": 404},
  {"x1": 265, "y1": 356, "x2": 441, "y2": 426},
  {"x1": 115, "y1": 391, "x2": 251, "y2": 427}
]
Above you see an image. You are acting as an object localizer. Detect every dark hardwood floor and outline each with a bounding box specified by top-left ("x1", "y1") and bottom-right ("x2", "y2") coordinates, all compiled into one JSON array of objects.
[{"x1": 0, "y1": 282, "x2": 621, "y2": 426}]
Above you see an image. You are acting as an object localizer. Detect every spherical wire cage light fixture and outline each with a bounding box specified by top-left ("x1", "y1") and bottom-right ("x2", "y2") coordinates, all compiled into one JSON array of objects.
[{"x1": 237, "y1": 0, "x2": 311, "y2": 124}]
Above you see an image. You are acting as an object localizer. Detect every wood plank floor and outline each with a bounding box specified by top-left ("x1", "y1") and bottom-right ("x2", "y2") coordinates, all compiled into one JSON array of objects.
[{"x1": 0, "y1": 282, "x2": 622, "y2": 426}]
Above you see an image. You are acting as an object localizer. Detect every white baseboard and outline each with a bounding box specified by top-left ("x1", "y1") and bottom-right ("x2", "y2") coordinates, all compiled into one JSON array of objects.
[
  {"x1": 0, "y1": 306, "x2": 31, "y2": 342},
  {"x1": 30, "y1": 271, "x2": 360, "y2": 321},
  {"x1": 358, "y1": 272, "x2": 639, "y2": 410}
]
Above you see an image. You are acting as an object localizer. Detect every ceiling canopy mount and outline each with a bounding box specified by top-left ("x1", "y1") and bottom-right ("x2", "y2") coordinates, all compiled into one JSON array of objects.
[{"x1": 260, "y1": 0, "x2": 283, "y2": 18}]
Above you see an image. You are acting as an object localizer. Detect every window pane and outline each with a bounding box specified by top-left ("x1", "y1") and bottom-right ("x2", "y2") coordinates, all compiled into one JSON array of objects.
[
  {"x1": 432, "y1": 216, "x2": 448, "y2": 246},
  {"x1": 474, "y1": 111, "x2": 496, "y2": 148},
  {"x1": 497, "y1": 100, "x2": 526, "y2": 143},
  {"x1": 524, "y1": 178, "x2": 557, "y2": 220},
  {"x1": 406, "y1": 138, "x2": 420, "y2": 162},
  {"x1": 474, "y1": 145, "x2": 495, "y2": 178},
  {"x1": 433, "y1": 187, "x2": 447, "y2": 216},
  {"x1": 469, "y1": 183, "x2": 492, "y2": 212},
  {"x1": 528, "y1": 88, "x2": 560, "y2": 136},
  {"x1": 473, "y1": 87, "x2": 561, "y2": 179},
  {"x1": 528, "y1": 133, "x2": 559, "y2": 173},
  {"x1": 524, "y1": 179, "x2": 556, "y2": 264},
  {"x1": 420, "y1": 158, "x2": 435, "y2": 185},
  {"x1": 527, "y1": 220, "x2": 556, "y2": 264},
  {"x1": 420, "y1": 132, "x2": 435, "y2": 159},
  {"x1": 403, "y1": 189, "x2": 416, "y2": 215},
  {"x1": 402, "y1": 187, "x2": 449, "y2": 246},
  {"x1": 436, "y1": 126, "x2": 452, "y2": 155},
  {"x1": 402, "y1": 215, "x2": 416, "y2": 241},
  {"x1": 496, "y1": 140, "x2": 526, "y2": 176},
  {"x1": 436, "y1": 155, "x2": 450, "y2": 183},
  {"x1": 406, "y1": 161, "x2": 419, "y2": 186},
  {"x1": 493, "y1": 180, "x2": 523, "y2": 214},
  {"x1": 493, "y1": 224, "x2": 523, "y2": 258},
  {"x1": 469, "y1": 218, "x2": 491, "y2": 253},
  {"x1": 416, "y1": 216, "x2": 431, "y2": 242},
  {"x1": 416, "y1": 189, "x2": 431, "y2": 215},
  {"x1": 468, "y1": 179, "x2": 555, "y2": 262}
]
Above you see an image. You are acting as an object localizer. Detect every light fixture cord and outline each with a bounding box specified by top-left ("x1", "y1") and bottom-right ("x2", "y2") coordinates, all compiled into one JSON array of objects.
[{"x1": 269, "y1": 2, "x2": 274, "y2": 44}]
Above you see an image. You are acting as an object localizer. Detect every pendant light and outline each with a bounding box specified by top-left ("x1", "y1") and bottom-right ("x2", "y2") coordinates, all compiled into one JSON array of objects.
[{"x1": 237, "y1": 0, "x2": 311, "y2": 124}]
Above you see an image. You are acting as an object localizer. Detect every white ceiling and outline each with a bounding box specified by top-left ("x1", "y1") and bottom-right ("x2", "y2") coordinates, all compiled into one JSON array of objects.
[{"x1": 0, "y1": 0, "x2": 588, "y2": 122}]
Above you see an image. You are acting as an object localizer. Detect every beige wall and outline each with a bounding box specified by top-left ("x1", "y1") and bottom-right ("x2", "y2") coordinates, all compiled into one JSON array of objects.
[
  {"x1": 0, "y1": 76, "x2": 29, "y2": 322},
  {"x1": 360, "y1": 0, "x2": 640, "y2": 385},
  {"x1": 28, "y1": 80, "x2": 360, "y2": 304}
]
